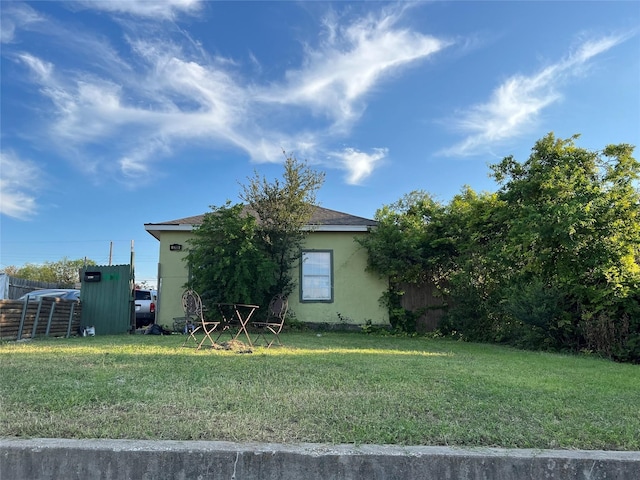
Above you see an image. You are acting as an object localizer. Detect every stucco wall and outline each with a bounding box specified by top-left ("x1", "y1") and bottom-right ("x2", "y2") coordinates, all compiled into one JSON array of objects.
[
  {"x1": 154, "y1": 230, "x2": 389, "y2": 328},
  {"x1": 156, "y1": 231, "x2": 191, "y2": 327},
  {"x1": 289, "y1": 231, "x2": 388, "y2": 326}
]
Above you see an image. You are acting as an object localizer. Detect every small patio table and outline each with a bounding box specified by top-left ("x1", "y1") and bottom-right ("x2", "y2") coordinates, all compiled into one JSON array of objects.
[{"x1": 215, "y1": 303, "x2": 259, "y2": 347}]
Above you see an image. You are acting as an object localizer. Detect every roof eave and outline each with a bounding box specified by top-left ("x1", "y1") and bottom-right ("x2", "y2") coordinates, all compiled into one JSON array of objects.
[
  {"x1": 144, "y1": 223, "x2": 196, "y2": 241},
  {"x1": 144, "y1": 222, "x2": 373, "y2": 240},
  {"x1": 302, "y1": 225, "x2": 373, "y2": 232}
]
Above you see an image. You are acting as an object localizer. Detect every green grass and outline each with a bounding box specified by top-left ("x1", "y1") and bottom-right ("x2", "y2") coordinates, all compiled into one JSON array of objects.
[{"x1": 1, "y1": 332, "x2": 638, "y2": 450}]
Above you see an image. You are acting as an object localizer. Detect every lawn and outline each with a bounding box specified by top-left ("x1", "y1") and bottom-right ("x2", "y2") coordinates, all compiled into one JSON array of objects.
[{"x1": 0, "y1": 331, "x2": 638, "y2": 450}]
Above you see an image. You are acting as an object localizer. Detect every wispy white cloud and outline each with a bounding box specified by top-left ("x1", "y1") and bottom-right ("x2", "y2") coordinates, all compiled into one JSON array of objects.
[
  {"x1": 74, "y1": 0, "x2": 202, "y2": 20},
  {"x1": 17, "y1": 53, "x2": 53, "y2": 81},
  {"x1": 332, "y1": 148, "x2": 388, "y2": 185},
  {"x1": 256, "y1": 10, "x2": 449, "y2": 131},
  {"x1": 440, "y1": 33, "x2": 631, "y2": 157},
  {"x1": 3, "y1": 1, "x2": 132, "y2": 79},
  {"x1": 3, "y1": 3, "x2": 448, "y2": 190},
  {"x1": 0, "y1": 151, "x2": 41, "y2": 220},
  {"x1": 0, "y1": 3, "x2": 45, "y2": 44},
  {"x1": 119, "y1": 139, "x2": 172, "y2": 179}
]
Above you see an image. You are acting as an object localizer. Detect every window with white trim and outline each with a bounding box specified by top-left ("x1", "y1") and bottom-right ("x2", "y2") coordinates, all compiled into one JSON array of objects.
[{"x1": 301, "y1": 250, "x2": 333, "y2": 302}]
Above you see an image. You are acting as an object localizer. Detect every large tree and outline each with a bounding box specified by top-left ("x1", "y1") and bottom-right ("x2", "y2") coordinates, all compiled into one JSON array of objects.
[
  {"x1": 357, "y1": 188, "x2": 505, "y2": 335},
  {"x1": 185, "y1": 202, "x2": 276, "y2": 306},
  {"x1": 357, "y1": 191, "x2": 443, "y2": 285},
  {"x1": 240, "y1": 152, "x2": 325, "y2": 298},
  {"x1": 355, "y1": 191, "x2": 450, "y2": 331},
  {"x1": 490, "y1": 133, "x2": 640, "y2": 354},
  {"x1": 186, "y1": 153, "x2": 325, "y2": 309},
  {"x1": 358, "y1": 133, "x2": 640, "y2": 361}
]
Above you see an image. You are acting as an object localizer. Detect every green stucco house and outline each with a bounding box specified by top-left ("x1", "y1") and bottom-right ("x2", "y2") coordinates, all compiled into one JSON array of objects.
[{"x1": 144, "y1": 206, "x2": 389, "y2": 329}]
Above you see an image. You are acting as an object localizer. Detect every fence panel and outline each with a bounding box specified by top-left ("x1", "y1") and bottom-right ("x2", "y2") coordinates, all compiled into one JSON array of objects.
[
  {"x1": 0, "y1": 274, "x2": 62, "y2": 300},
  {"x1": 399, "y1": 281, "x2": 448, "y2": 332},
  {"x1": 0, "y1": 298, "x2": 81, "y2": 340}
]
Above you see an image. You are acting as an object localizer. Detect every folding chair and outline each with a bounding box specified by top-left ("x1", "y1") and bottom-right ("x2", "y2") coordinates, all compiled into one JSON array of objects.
[
  {"x1": 180, "y1": 289, "x2": 220, "y2": 350},
  {"x1": 252, "y1": 294, "x2": 288, "y2": 348}
]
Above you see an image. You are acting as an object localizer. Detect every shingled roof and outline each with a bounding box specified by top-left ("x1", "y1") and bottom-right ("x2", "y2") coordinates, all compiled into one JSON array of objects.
[{"x1": 144, "y1": 206, "x2": 377, "y2": 240}]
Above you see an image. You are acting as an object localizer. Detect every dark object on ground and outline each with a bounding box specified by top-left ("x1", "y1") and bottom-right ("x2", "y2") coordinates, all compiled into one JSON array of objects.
[{"x1": 145, "y1": 324, "x2": 170, "y2": 335}]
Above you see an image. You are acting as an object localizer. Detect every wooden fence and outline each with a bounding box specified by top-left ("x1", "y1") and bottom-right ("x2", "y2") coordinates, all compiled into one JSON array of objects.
[
  {"x1": 0, "y1": 273, "x2": 63, "y2": 300},
  {"x1": 399, "y1": 281, "x2": 449, "y2": 333},
  {"x1": 0, "y1": 298, "x2": 82, "y2": 341}
]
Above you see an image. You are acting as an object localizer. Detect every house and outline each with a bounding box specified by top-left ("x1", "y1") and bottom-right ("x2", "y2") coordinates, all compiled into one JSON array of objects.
[{"x1": 144, "y1": 206, "x2": 390, "y2": 329}]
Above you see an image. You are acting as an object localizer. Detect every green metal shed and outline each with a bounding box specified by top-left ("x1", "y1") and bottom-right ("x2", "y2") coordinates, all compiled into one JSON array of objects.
[{"x1": 80, "y1": 265, "x2": 134, "y2": 334}]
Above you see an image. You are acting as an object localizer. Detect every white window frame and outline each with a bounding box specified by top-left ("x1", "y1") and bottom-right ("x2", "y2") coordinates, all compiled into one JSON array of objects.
[{"x1": 300, "y1": 250, "x2": 333, "y2": 302}]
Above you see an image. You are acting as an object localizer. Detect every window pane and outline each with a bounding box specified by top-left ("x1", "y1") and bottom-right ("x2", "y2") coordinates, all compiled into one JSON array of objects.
[
  {"x1": 302, "y1": 251, "x2": 332, "y2": 301},
  {"x1": 304, "y1": 252, "x2": 330, "y2": 275},
  {"x1": 302, "y1": 277, "x2": 331, "y2": 300}
]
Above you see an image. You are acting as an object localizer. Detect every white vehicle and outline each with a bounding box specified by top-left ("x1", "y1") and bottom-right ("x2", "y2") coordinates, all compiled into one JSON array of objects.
[{"x1": 134, "y1": 289, "x2": 157, "y2": 328}]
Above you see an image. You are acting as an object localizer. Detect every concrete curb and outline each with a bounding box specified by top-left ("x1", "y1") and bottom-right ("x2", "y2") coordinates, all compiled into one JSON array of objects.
[{"x1": 2, "y1": 438, "x2": 639, "y2": 480}]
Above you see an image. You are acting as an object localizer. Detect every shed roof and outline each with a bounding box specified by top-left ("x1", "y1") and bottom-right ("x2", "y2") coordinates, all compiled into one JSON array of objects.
[{"x1": 144, "y1": 205, "x2": 377, "y2": 240}]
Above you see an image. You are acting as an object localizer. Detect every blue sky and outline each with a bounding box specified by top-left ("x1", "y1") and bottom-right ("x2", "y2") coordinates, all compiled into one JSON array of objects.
[{"x1": 1, "y1": 1, "x2": 639, "y2": 287}]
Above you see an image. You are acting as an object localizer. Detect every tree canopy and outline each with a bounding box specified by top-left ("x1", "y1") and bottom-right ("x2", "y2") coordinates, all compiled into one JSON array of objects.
[
  {"x1": 358, "y1": 133, "x2": 640, "y2": 362},
  {"x1": 240, "y1": 152, "x2": 325, "y2": 298},
  {"x1": 1, "y1": 257, "x2": 96, "y2": 287},
  {"x1": 185, "y1": 202, "x2": 277, "y2": 306},
  {"x1": 186, "y1": 153, "x2": 325, "y2": 309}
]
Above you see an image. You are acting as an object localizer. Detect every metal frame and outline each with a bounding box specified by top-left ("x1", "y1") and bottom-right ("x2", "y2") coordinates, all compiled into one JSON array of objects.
[
  {"x1": 252, "y1": 294, "x2": 288, "y2": 348},
  {"x1": 180, "y1": 289, "x2": 221, "y2": 350}
]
